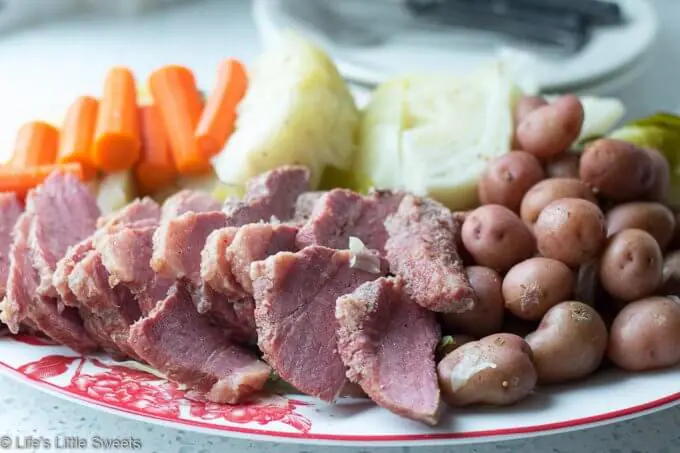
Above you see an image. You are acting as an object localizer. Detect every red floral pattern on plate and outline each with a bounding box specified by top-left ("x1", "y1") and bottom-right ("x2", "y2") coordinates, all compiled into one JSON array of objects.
[{"x1": 13, "y1": 348, "x2": 312, "y2": 433}]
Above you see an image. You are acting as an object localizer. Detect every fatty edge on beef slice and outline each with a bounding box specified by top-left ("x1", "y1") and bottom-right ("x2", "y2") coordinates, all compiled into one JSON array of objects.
[
  {"x1": 0, "y1": 193, "x2": 23, "y2": 301},
  {"x1": 250, "y1": 245, "x2": 388, "y2": 402},
  {"x1": 384, "y1": 194, "x2": 476, "y2": 313},
  {"x1": 336, "y1": 277, "x2": 442, "y2": 426}
]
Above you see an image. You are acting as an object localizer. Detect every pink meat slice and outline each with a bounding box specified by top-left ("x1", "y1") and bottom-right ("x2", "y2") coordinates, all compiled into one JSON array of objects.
[
  {"x1": 296, "y1": 189, "x2": 405, "y2": 254},
  {"x1": 291, "y1": 191, "x2": 327, "y2": 225},
  {"x1": 129, "y1": 282, "x2": 271, "y2": 403},
  {"x1": 336, "y1": 277, "x2": 442, "y2": 425},
  {"x1": 68, "y1": 251, "x2": 141, "y2": 359},
  {"x1": 0, "y1": 193, "x2": 23, "y2": 300},
  {"x1": 203, "y1": 223, "x2": 298, "y2": 301},
  {"x1": 193, "y1": 283, "x2": 257, "y2": 344},
  {"x1": 384, "y1": 195, "x2": 476, "y2": 313},
  {"x1": 160, "y1": 190, "x2": 221, "y2": 222},
  {"x1": 1, "y1": 213, "x2": 97, "y2": 352},
  {"x1": 28, "y1": 172, "x2": 100, "y2": 299},
  {"x1": 224, "y1": 166, "x2": 310, "y2": 225},
  {"x1": 251, "y1": 245, "x2": 387, "y2": 402}
]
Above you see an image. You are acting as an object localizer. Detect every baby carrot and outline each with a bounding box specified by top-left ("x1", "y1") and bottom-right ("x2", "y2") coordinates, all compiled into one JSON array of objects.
[
  {"x1": 57, "y1": 96, "x2": 99, "y2": 180},
  {"x1": 93, "y1": 67, "x2": 141, "y2": 172},
  {"x1": 134, "y1": 104, "x2": 177, "y2": 194},
  {"x1": 9, "y1": 121, "x2": 59, "y2": 168},
  {"x1": 148, "y1": 65, "x2": 209, "y2": 175},
  {"x1": 195, "y1": 59, "x2": 248, "y2": 159},
  {"x1": 0, "y1": 163, "x2": 83, "y2": 199}
]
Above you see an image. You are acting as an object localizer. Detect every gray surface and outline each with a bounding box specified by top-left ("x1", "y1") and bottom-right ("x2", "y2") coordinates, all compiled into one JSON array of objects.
[{"x1": 0, "y1": 0, "x2": 679, "y2": 452}]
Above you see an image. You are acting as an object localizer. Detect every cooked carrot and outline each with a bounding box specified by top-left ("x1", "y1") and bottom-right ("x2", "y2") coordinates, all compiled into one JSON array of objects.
[
  {"x1": 93, "y1": 67, "x2": 141, "y2": 172},
  {"x1": 9, "y1": 121, "x2": 59, "y2": 168},
  {"x1": 148, "y1": 65, "x2": 209, "y2": 175},
  {"x1": 134, "y1": 104, "x2": 177, "y2": 194},
  {"x1": 0, "y1": 163, "x2": 83, "y2": 199},
  {"x1": 195, "y1": 59, "x2": 248, "y2": 159},
  {"x1": 57, "y1": 96, "x2": 99, "y2": 180}
]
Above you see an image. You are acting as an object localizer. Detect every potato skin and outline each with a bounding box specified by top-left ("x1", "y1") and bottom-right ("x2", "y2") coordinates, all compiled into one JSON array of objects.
[
  {"x1": 520, "y1": 178, "x2": 596, "y2": 225},
  {"x1": 479, "y1": 151, "x2": 545, "y2": 212},
  {"x1": 442, "y1": 266, "x2": 504, "y2": 338},
  {"x1": 605, "y1": 202, "x2": 675, "y2": 250},
  {"x1": 579, "y1": 139, "x2": 655, "y2": 201},
  {"x1": 544, "y1": 151, "x2": 580, "y2": 179},
  {"x1": 642, "y1": 147, "x2": 670, "y2": 202},
  {"x1": 525, "y1": 301, "x2": 608, "y2": 384},
  {"x1": 534, "y1": 198, "x2": 607, "y2": 267},
  {"x1": 516, "y1": 95, "x2": 584, "y2": 158},
  {"x1": 503, "y1": 258, "x2": 574, "y2": 321},
  {"x1": 608, "y1": 296, "x2": 680, "y2": 371},
  {"x1": 599, "y1": 229, "x2": 663, "y2": 302},
  {"x1": 461, "y1": 205, "x2": 536, "y2": 273},
  {"x1": 514, "y1": 95, "x2": 549, "y2": 124},
  {"x1": 438, "y1": 333, "x2": 537, "y2": 407}
]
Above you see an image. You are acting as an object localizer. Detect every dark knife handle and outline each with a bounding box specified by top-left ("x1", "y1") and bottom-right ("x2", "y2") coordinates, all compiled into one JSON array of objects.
[{"x1": 510, "y1": 0, "x2": 624, "y2": 26}]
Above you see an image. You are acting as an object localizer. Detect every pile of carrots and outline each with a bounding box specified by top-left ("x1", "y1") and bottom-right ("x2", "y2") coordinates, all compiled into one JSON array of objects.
[{"x1": 0, "y1": 59, "x2": 248, "y2": 198}]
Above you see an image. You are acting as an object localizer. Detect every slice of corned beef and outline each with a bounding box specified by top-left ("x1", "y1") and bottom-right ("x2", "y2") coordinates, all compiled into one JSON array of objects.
[
  {"x1": 160, "y1": 190, "x2": 221, "y2": 222},
  {"x1": 95, "y1": 226, "x2": 157, "y2": 288},
  {"x1": 194, "y1": 284, "x2": 257, "y2": 344},
  {"x1": 68, "y1": 251, "x2": 141, "y2": 358},
  {"x1": 292, "y1": 191, "x2": 327, "y2": 225},
  {"x1": 224, "y1": 166, "x2": 310, "y2": 226},
  {"x1": 152, "y1": 211, "x2": 228, "y2": 282},
  {"x1": 200, "y1": 227, "x2": 240, "y2": 302},
  {"x1": 129, "y1": 282, "x2": 271, "y2": 403},
  {"x1": 0, "y1": 193, "x2": 23, "y2": 300},
  {"x1": 296, "y1": 189, "x2": 405, "y2": 254},
  {"x1": 54, "y1": 198, "x2": 162, "y2": 312},
  {"x1": 203, "y1": 224, "x2": 298, "y2": 300},
  {"x1": 251, "y1": 245, "x2": 387, "y2": 402},
  {"x1": 384, "y1": 195, "x2": 476, "y2": 313},
  {"x1": 1, "y1": 213, "x2": 97, "y2": 352},
  {"x1": 336, "y1": 277, "x2": 441, "y2": 425},
  {"x1": 28, "y1": 172, "x2": 100, "y2": 299}
]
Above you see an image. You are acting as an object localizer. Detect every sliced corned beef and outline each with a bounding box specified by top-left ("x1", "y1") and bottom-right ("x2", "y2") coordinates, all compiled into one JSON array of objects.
[
  {"x1": 95, "y1": 226, "x2": 157, "y2": 288},
  {"x1": 28, "y1": 172, "x2": 100, "y2": 298},
  {"x1": 68, "y1": 251, "x2": 141, "y2": 358},
  {"x1": 1, "y1": 213, "x2": 97, "y2": 352},
  {"x1": 336, "y1": 277, "x2": 442, "y2": 425},
  {"x1": 129, "y1": 282, "x2": 271, "y2": 403},
  {"x1": 251, "y1": 245, "x2": 387, "y2": 402},
  {"x1": 292, "y1": 191, "x2": 327, "y2": 225},
  {"x1": 295, "y1": 189, "x2": 405, "y2": 254},
  {"x1": 384, "y1": 195, "x2": 476, "y2": 313},
  {"x1": 0, "y1": 193, "x2": 23, "y2": 300},
  {"x1": 224, "y1": 166, "x2": 310, "y2": 225},
  {"x1": 194, "y1": 283, "x2": 257, "y2": 344},
  {"x1": 200, "y1": 227, "x2": 240, "y2": 304},
  {"x1": 203, "y1": 224, "x2": 298, "y2": 300},
  {"x1": 151, "y1": 211, "x2": 228, "y2": 282},
  {"x1": 54, "y1": 198, "x2": 162, "y2": 313},
  {"x1": 160, "y1": 190, "x2": 220, "y2": 221}
]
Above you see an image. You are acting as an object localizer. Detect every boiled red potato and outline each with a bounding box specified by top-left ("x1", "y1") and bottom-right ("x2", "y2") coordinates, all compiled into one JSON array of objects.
[
  {"x1": 512, "y1": 95, "x2": 548, "y2": 148},
  {"x1": 525, "y1": 301, "x2": 608, "y2": 384},
  {"x1": 579, "y1": 139, "x2": 658, "y2": 202},
  {"x1": 605, "y1": 202, "x2": 676, "y2": 250},
  {"x1": 516, "y1": 95, "x2": 584, "y2": 159},
  {"x1": 461, "y1": 205, "x2": 536, "y2": 273},
  {"x1": 520, "y1": 178, "x2": 596, "y2": 226},
  {"x1": 502, "y1": 257, "x2": 574, "y2": 321},
  {"x1": 661, "y1": 250, "x2": 680, "y2": 294},
  {"x1": 642, "y1": 147, "x2": 670, "y2": 202},
  {"x1": 436, "y1": 334, "x2": 476, "y2": 360},
  {"x1": 478, "y1": 151, "x2": 545, "y2": 212},
  {"x1": 437, "y1": 333, "x2": 536, "y2": 407},
  {"x1": 544, "y1": 151, "x2": 580, "y2": 179},
  {"x1": 608, "y1": 296, "x2": 680, "y2": 371},
  {"x1": 534, "y1": 198, "x2": 607, "y2": 267},
  {"x1": 442, "y1": 266, "x2": 504, "y2": 338},
  {"x1": 599, "y1": 229, "x2": 663, "y2": 302}
]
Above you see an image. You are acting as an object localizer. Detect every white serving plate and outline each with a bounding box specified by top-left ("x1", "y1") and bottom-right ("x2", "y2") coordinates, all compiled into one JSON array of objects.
[{"x1": 1, "y1": 334, "x2": 678, "y2": 447}]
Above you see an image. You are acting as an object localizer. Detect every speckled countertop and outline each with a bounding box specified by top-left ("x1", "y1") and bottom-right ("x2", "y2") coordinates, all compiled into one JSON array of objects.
[
  {"x1": 1, "y1": 374, "x2": 679, "y2": 452},
  {"x1": 1, "y1": 1, "x2": 680, "y2": 452}
]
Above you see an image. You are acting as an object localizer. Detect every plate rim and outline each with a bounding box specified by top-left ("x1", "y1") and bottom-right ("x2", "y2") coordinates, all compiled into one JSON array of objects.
[{"x1": 1, "y1": 350, "x2": 679, "y2": 447}]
